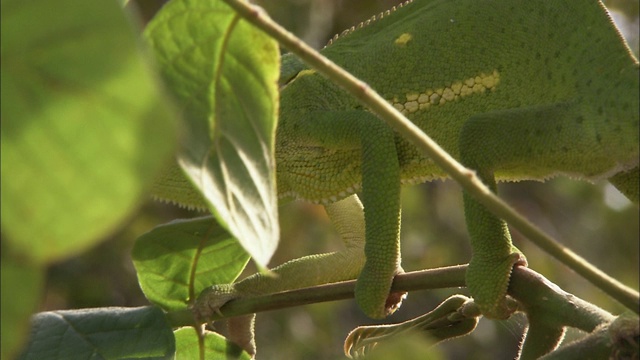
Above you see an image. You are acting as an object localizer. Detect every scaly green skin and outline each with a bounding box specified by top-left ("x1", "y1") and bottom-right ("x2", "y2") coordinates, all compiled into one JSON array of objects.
[
  {"x1": 159, "y1": 0, "x2": 639, "y2": 320},
  {"x1": 275, "y1": 0, "x2": 639, "y2": 318}
]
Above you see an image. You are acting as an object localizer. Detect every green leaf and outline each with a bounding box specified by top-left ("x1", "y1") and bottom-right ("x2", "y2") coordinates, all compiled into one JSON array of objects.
[
  {"x1": 133, "y1": 217, "x2": 250, "y2": 311},
  {"x1": 144, "y1": 0, "x2": 280, "y2": 267},
  {"x1": 18, "y1": 306, "x2": 175, "y2": 360},
  {"x1": 174, "y1": 327, "x2": 252, "y2": 360},
  {"x1": 1, "y1": 254, "x2": 44, "y2": 360},
  {"x1": 0, "y1": 0, "x2": 178, "y2": 264}
]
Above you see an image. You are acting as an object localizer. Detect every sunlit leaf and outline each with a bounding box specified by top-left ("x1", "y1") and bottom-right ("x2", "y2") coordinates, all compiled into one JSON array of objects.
[{"x1": 144, "y1": 0, "x2": 280, "y2": 267}]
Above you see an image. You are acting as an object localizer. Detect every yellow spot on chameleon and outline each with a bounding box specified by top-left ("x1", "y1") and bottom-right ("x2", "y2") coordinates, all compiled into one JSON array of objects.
[
  {"x1": 389, "y1": 70, "x2": 500, "y2": 114},
  {"x1": 442, "y1": 88, "x2": 455, "y2": 102},
  {"x1": 451, "y1": 81, "x2": 463, "y2": 95},
  {"x1": 394, "y1": 33, "x2": 413, "y2": 47},
  {"x1": 405, "y1": 101, "x2": 419, "y2": 112}
]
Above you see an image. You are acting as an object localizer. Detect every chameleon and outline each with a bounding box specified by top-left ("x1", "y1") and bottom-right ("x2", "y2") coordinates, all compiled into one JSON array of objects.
[{"x1": 152, "y1": 0, "x2": 639, "y2": 323}]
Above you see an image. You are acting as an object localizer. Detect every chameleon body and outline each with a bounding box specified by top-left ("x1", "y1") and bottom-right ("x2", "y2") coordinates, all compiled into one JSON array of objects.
[
  {"x1": 156, "y1": 0, "x2": 639, "y2": 321},
  {"x1": 275, "y1": 0, "x2": 639, "y2": 318}
]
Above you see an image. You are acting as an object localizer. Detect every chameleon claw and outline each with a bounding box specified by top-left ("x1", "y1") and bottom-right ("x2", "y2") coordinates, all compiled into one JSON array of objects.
[{"x1": 384, "y1": 290, "x2": 408, "y2": 315}]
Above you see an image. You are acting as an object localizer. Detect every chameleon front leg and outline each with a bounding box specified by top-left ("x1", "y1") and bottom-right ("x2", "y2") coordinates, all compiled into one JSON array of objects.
[
  {"x1": 277, "y1": 98, "x2": 404, "y2": 318},
  {"x1": 356, "y1": 115, "x2": 405, "y2": 319}
]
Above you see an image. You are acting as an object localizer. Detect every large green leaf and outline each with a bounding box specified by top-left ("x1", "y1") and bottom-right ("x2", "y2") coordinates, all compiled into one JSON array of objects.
[
  {"x1": 174, "y1": 327, "x2": 252, "y2": 360},
  {"x1": 0, "y1": 0, "x2": 178, "y2": 263},
  {"x1": 144, "y1": 0, "x2": 280, "y2": 267},
  {"x1": 133, "y1": 217, "x2": 250, "y2": 311},
  {"x1": 18, "y1": 306, "x2": 175, "y2": 360}
]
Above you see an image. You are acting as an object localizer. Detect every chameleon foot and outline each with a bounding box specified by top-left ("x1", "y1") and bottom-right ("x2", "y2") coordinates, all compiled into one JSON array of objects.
[
  {"x1": 192, "y1": 284, "x2": 238, "y2": 325},
  {"x1": 466, "y1": 253, "x2": 526, "y2": 319}
]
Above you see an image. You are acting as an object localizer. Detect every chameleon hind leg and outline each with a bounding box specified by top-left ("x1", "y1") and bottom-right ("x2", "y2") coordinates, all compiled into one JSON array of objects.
[{"x1": 458, "y1": 102, "x2": 635, "y2": 319}]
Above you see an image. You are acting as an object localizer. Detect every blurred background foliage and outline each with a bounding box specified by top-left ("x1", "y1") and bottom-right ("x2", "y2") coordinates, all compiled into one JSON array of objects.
[{"x1": 40, "y1": 0, "x2": 638, "y2": 359}]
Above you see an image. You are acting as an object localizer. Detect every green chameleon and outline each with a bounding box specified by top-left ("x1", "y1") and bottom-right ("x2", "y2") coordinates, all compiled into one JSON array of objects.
[{"x1": 153, "y1": 0, "x2": 639, "y2": 324}]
